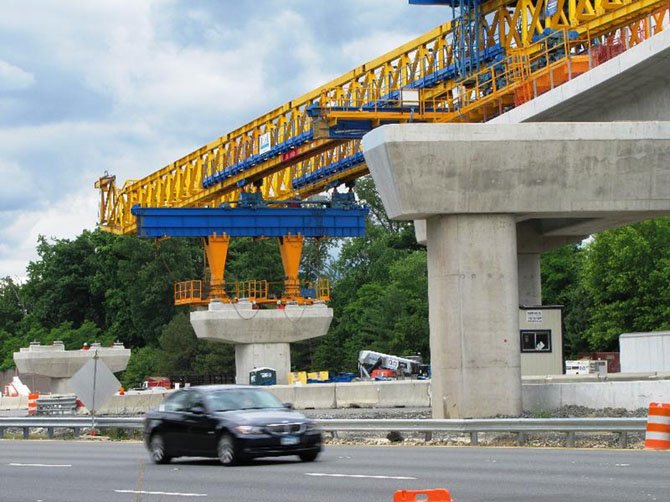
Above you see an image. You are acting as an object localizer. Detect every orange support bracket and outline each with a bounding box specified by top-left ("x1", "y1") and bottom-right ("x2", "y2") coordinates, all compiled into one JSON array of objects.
[
  {"x1": 204, "y1": 234, "x2": 230, "y2": 301},
  {"x1": 394, "y1": 489, "x2": 452, "y2": 502},
  {"x1": 278, "y1": 234, "x2": 304, "y2": 301}
]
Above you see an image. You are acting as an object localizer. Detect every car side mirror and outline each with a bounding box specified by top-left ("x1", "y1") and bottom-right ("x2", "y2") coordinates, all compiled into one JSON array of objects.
[
  {"x1": 283, "y1": 402, "x2": 294, "y2": 410},
  {"x1": 191, "y1": 405, "x2": 206, "y2": 415}
]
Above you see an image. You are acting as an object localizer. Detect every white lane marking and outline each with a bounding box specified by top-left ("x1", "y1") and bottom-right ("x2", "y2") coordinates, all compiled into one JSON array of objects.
[
  {"x1": 9, "y1": 463, "x2": 72, "y2": 467},
  {"x1": 115, "y1": 489, "x2": 207, "y2": 497},
  {"x1": 305, "y1": 472, "x2": 416, "y2": 480}
]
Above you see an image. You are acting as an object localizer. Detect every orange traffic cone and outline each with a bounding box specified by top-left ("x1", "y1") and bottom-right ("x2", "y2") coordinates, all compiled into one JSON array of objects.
[{"x1": 394, "y1": 489, "x2": 452, "y2": 502}]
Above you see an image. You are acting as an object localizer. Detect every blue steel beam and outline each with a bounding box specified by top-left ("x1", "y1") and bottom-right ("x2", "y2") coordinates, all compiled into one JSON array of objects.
[{"x1": 131, "y1": 206, "x2": 368, "y2": 239}]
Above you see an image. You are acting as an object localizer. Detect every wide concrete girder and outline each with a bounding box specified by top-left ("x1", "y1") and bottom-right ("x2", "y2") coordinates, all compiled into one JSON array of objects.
[{"x1": 362, "y1": 122, "x2": 670, "y2": 418}]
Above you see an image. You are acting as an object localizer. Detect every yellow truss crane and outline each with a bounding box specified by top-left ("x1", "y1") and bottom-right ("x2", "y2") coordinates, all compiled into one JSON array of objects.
[{"x1": 96, "y1": 0, "x2": 668, "y2": 238}]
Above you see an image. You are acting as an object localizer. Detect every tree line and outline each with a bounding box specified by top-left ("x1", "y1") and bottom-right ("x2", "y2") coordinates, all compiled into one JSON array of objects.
[{"x1": 1, "y1": 179, "x2": 668, "y2": 387}]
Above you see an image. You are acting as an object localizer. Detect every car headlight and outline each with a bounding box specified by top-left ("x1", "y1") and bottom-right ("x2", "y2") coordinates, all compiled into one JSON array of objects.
[
  {"x1": 305, "y1": 421, "x2": 321, "y2": 432},
  {"x1": 234, "y1": 425, "x2": 265, "y2": 435}
]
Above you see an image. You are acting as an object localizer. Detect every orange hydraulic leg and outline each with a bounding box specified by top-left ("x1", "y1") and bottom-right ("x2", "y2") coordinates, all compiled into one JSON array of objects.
[
  {"x1": 278, "y1": 234, "x2": 304, "y2": 301},
  {"x1": 204, "y1": 234, "x2": 230, "y2": 301}
]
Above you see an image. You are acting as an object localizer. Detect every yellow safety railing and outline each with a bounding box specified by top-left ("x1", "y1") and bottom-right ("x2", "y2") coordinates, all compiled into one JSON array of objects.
[
  {"x1": 174, "y1": 280, "x2": 205, "y2": 306},
  {"x1": 173, "y1": 278, "x2": 330, "y2": 307}
]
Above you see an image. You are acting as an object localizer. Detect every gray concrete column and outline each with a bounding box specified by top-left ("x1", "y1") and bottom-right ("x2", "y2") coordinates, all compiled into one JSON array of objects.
[
  {"x1": 427, "y1": 214, "x2": 522, "y2": 418},
  {"x1": 517, "y1": 253, "x2": 542, "y2": 306},
  {"x1": 235, "y1": 343, "x2": 290, "y2": 385}
]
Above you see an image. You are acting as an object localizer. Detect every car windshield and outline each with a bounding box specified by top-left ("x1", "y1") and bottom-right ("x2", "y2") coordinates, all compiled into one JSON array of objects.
[{"x1": 206, "y1": 388, "x2": 284, "y2": 412}]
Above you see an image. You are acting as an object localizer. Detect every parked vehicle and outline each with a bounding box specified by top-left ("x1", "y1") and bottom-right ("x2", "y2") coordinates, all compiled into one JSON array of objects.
[
  {"x1": 143, "y1": 385, "x2": 322, "y2": 465},
  {"x1": 143, "y1": 376, "x2": 172, "y2": 389}
]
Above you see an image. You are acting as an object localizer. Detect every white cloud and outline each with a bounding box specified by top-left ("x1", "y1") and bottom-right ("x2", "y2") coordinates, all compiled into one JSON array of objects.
[
  {"x1": 0, "y1": 160, "x2": 34, "y2": 210},
  {"x1": 0, "y1": 60, "x2": 35, "y2": 91},
  {"x1": 1, "y1": 189, "x2": 98, "y2": 279},
  {"x1": 0, "y1": 1, "x2": 447, "y2": 278}
]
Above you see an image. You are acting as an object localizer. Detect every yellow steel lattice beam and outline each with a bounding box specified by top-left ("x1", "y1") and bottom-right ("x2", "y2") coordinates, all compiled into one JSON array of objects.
[{"x1": 97, "y1": 0, "x2": 669, "y2": 235}]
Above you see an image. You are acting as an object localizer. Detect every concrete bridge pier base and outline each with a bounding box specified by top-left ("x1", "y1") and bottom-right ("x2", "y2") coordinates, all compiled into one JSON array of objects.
[
  {"x1": 427, "y1": 214, "x2": 522, "y2": 418},
  {"x1": 191, "y1": 300, "x2": 333, "y2": 385}
]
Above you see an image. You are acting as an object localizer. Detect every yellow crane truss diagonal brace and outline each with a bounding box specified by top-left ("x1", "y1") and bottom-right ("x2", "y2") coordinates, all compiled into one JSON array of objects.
[{"x1": 96, "y1": 0, "x2": 669, "y2": 236}]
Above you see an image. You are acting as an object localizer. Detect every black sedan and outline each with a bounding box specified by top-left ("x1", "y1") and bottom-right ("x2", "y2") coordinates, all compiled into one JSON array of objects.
[{"x1": 143, "y1": 385, "x2": 322, "y2": 466}]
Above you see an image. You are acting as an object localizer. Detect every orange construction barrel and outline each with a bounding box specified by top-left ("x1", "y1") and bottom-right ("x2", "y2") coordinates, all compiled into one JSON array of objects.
[
  {"x1": 394, "y1": 489, "x2": 452, "y2": 502},
  {"x1": 645, "y1": 402, "x2": 670, "y2": 450},
  {"x1": 28, "y1": 393, "x2": 39, "y2": 416}
]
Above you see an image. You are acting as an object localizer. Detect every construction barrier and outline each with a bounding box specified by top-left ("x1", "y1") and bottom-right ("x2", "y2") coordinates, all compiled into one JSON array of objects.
[
  {"x1": 289, "y1": 371, "x2": 307, "y2": 385},
  {"x1": 394, "y1": 489, "x2": 452, "y2": 502},
  {"x1": 36, "y1": 394, "x2": 77, "y2": 416},
  {"x1": 645, "y1": 402, "x2": 670, "y2": 450},
  {"x1": 27, "y1": 393, "x2": 38, "y2": 416}
]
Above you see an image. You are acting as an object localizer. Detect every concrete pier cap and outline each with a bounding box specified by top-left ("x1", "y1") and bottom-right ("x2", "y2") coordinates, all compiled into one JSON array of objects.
[
  {"x1": 362, "y1": 122, "x2": 670, "y2": 418},
  {"x1": 190, "y1": 300, "x2": 333, "y2": 385},
  {"x1": 13, "y1": 341, "x2": 131, "y2": 394}
]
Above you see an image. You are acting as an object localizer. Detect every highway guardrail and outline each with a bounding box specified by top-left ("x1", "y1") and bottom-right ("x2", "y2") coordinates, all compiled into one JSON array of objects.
[{"x1": 0, "y1": 417, "x2": 646, "y2": 447}]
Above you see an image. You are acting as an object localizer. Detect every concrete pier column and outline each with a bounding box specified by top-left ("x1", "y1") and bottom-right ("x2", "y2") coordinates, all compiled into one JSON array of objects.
[
  {"x1": 517, "y1": 253, "x2": 542, "y2": 306},
  {"x1": 427, "y1": 214, "x2": 521, "y2": 418},
  {"x1": 235, "y1": 343, "x2": 290, "y2": 385}
]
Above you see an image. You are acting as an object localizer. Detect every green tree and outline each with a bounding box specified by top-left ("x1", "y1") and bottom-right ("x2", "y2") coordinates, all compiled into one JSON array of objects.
[
  {"x1": 157, "y1": 312, "x2": 235, "y2": 376},
  {"x1": 23, "y1": 232, "x2": 107, "y2": 329},
  {"x1": 121, "y1": 346, "x2": 162, "y2": 388},
  {"x1": 541, "y1": 244, "x2": 590, "y2": 357},
  {"x1": 0, "y1": 277, "x2": 25, "y2": 335},
  {"x1": 311, "y1": 178, "x2": 428, "y2": 372},
  {"x1": 580, "y1": 218, "x2": 670, "y2": 350}
]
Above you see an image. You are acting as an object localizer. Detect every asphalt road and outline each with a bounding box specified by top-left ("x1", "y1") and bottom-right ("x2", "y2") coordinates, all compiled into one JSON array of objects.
[{"x1": 0, "y1": 440, "x2": 668, "y2": 501}]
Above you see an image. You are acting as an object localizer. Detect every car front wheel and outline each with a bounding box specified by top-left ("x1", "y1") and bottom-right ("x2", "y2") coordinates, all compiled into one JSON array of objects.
[
  {"x1": 298, "y1": 450, "x2": 319, "y2": 462},
  {"x1": 149, "y1": 433, "x2": 171, "y2": 464},
  {"x1": 217, "y1": 434, "x2": 238, "y2": 466}
]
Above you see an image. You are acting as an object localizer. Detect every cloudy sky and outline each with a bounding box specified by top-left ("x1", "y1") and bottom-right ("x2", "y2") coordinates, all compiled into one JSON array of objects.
[{"x1": 0, "y1": 0, "x2": 448, "y2": 280}]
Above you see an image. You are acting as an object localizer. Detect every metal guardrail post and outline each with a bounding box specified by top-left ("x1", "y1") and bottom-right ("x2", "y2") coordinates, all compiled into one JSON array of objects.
[
  {"x1": 470, "y1": 431, "x2": 479, "y2": 445},
  {"x1": 23, "y1": 427, "x2": 29, "y2": 440},
  {"x1": 566, "y1": 431, "x2": 576, "y2": 447},
  {"x1": 517, "y1": 432, "x2": 527, "y2": 446},
  {"x1": 619, "y1": 431, "x2": 629, "y2": 448}
]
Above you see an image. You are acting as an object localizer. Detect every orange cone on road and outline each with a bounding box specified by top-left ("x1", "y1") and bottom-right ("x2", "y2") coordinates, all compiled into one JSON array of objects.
[
  {"x1": 394, "y1": 489, "x2": 452, "y2": 502},
  {"x1": 645, "y1": 402, "x2": 670, "y2": 450}
]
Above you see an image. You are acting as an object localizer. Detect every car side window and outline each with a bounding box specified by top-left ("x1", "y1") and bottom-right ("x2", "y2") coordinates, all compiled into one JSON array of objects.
[
  {"x1": 189, "y1": 391, "x2": 206, "y2": 411},
  {"x1": 162, "y1": 390, "x2": 191, "y2": 412}
]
